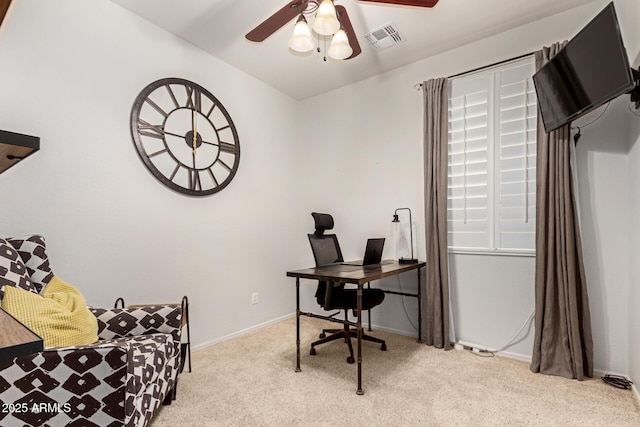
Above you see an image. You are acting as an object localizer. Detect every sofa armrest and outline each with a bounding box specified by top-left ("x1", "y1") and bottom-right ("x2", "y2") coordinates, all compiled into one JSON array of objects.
[
  {"x1": 0, "y1": 342, "x2": 128, "y2": 427},
  {"x1": 0, "y1": 334, "x2": 178, "y2": 427},
  {"x1": 90, "y1": 305, "x2": 182, "y2": 343}
]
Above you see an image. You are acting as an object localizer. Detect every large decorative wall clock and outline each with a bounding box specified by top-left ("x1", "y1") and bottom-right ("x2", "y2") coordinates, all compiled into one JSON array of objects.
[{"x1": 130, "y1": 78, "x2": 240, "y2": 196}]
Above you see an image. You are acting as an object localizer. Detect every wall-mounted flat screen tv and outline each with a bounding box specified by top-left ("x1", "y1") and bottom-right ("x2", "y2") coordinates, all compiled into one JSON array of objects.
[{"x1": 533, "y1": 2, "x2": 635, "y2": 133}]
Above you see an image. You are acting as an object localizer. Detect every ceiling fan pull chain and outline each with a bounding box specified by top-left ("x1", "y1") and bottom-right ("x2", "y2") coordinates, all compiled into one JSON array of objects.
[{"x1": 324, "y1": 37, "x2": 327, "y2": 61}]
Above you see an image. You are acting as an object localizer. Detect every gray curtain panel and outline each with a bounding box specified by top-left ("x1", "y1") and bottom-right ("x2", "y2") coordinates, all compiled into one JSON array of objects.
[
  {"x1": 530, "y1": 43, "x2": 593, "y2": 380},
  {"x1": 422, "y1": 78, "x2": 451, "y2": 349}
]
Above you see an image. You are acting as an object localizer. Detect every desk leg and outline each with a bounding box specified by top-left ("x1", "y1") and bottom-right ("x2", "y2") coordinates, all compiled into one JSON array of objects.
[
  {"x1": 295, "y1": 278, "x2": 301, "y2": 373},
  {"x1": 356, "y1": 284, "x2": 364, "y2": 395},
  {"x1": 417, "y1": 267, "x2": 423, "y2": 343},
  {"x1": 366, "y1": 282, "x2": 372, "y2": 331}
]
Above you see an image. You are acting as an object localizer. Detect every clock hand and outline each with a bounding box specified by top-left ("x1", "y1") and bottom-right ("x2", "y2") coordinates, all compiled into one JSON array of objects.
[{"x1": 192, "y1": 109, "x2": 198, "y2": 158}]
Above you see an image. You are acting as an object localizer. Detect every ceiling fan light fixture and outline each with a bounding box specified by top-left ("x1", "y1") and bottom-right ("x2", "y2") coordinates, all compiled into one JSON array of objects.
[
  {"x1": 312, "y1": 0, "x2": 340, "y2": 36},
  {"x1": 327, "y1": 28, "x2": 352, "y2": 60},
  {"x1": 288, "y1": 14, "x2": 315, "y2": 53}
]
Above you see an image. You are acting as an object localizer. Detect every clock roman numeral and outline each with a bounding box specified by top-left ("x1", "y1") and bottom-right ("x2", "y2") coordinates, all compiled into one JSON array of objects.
[
  {"x1": 217, "y1": 159, "x2": 232, "y2": 173},
  {"x1": 189, "y1": 169, "x2": 202, "y2": 191},
  {"x1": 164, "y1": 84, "x2": 180, "y2": 109},
  {"x1": 208, "y1": 168, "x2": 219, "y2": 187},
  {"x1": 185, "y1": 86, "x2": 202, "y2": 112},
  {"x1": 144, "y1": 98, "x2": 168, "y2": 118},
  {"x1": 137, "y1": 119, "x2": 165, "y2": 139},
  {"x1": 205, "y1": 103, "x2": 217, "y2": 118},
  {"x1": 218, "y1": 141, "x2": 238, "y2": 154},
  {"x1": 169, "y1": 164, "x2": 181, "y2": 182},
  {"x1": 148, "y1": 147, "x2": 169, "y2": 158}
]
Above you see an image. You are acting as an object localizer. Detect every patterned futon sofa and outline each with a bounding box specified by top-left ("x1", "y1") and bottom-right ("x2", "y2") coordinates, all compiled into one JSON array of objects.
[{"x1": 0, "y1": 235, "x2": 182, "y2": 427}]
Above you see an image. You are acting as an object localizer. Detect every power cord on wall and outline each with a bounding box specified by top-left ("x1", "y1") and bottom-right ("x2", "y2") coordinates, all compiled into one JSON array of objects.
[
  {"x1": 365, "y1": 275, "x2": 418, "y2": 332},
  {"x1": 393, "y1": 266, "x2": 536, "y2": 355},
  {"x1": 459, "y1": 309, "x2": 536, "y2": 357},
  {"x1": 395, "y1": 275, "x2": 419, "y2": 332},
  {"x1": 489, "y1": 309, "x2": 535, "y2": 353},
  {"x1": 467, "y1": 348, "x2": 495, "y2": 358},
  {"x1": 571, "y1": 101, "x2": 611, "y2": 145}
]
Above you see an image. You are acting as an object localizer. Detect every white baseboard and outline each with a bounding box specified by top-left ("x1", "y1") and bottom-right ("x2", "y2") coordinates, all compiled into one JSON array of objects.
[
  {"x1": 593, "y1": 368, "x2": 615, "y2": 378},
  {"x1": 371, "y1": 324, "x2": 421, "y2": 339},
  {"x1": 493, "y1": 350, "x2": 532, "y2": 363},
  {"x1": 191, "y1": 312, "x2": 295, "y2": 352}
]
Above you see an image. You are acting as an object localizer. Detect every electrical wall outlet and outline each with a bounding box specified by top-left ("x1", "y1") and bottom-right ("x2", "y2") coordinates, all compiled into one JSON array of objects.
[{"x1": 251, "y1": 292, "x2": 258, "y2": 305}]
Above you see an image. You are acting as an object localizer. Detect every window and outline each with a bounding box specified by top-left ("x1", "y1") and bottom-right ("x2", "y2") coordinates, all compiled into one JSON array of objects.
[{"x1": 447, "y1": 56, "x2": 536, "y2": 254}]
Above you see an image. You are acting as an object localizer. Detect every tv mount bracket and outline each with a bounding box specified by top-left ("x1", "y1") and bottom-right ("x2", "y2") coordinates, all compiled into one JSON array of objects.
[{"x1": 630, "y1": 67, "x2": 640, "y2": 109}]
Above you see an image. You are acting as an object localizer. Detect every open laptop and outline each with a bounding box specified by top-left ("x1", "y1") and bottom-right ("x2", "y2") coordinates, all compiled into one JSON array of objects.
[{"x1": 342, "y1": 238, "x2": 385, "y2": 266}]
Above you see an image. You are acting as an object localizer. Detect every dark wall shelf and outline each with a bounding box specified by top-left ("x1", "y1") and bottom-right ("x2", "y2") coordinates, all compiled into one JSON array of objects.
[
  {"x1": 0, "y1": 130, "x2": 40, "y2": 175},
  {"x1": 0, "y1": 308, "x2": 43, "y2": 364},
  {"x1": 0, "y1": 0, "x2": 12, "y2": 28}
]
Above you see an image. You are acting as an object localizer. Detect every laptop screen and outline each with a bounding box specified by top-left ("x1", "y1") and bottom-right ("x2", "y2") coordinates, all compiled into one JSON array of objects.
[{"x1": 362, "y1": 238, "x2": 385, "y2": 265}]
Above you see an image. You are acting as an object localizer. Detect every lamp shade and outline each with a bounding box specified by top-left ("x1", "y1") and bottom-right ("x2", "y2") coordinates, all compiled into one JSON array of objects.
[
  {"x1": 289, "y1": 15, "x2": 314, "y2": 53},
  {"x1": 312, "y1": 0, "x2": 340, "y2": 36},
  {"x1": 327, "y1": 28, "x2": 352, "y2": 60},
  {"x1": 391, "y1": 208, "x2": 418, "y2": 264},
  {"x1": 391, "y1": 216, "x2": 410, "y2": 261}
]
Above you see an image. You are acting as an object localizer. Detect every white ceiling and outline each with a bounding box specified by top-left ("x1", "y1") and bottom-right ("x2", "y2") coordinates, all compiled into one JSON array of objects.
[{"x1": 109, "y1": 0, "x2": 598, "y2": 100}]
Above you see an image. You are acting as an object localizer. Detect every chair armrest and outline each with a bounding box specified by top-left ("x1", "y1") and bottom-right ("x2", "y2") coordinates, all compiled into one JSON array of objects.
[{"x1": 90, "y1": 305, "x2": 182, "y2": 342}]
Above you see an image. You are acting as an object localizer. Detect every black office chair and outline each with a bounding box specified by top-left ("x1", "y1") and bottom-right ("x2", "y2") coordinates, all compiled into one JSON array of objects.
[{"x1": 307, "y1": 212, "x2": 386, "y2": 364}]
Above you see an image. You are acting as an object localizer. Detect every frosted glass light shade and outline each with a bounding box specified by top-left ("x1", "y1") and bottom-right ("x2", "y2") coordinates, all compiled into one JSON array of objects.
[
  {"x1": 289, "y1": 15, "x2": 314, "y2": 53},
  {"x1": 391, "y1": 220, "x2": 410, "y2": 261},
  {"x1": 327, "y1": 29, "x2": 352, "y2": 60},
  {"x1": 312, "y1": 0, "x2": 340, "y2": 36}
]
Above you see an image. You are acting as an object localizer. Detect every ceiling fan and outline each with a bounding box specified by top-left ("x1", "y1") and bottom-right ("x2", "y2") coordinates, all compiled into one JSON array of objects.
[{"x1": 246, "y1": 0, "x2": 439, "y2": 60}]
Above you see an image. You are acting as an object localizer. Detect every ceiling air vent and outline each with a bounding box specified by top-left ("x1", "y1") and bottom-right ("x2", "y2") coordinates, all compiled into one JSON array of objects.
[{"x1": 364, "y1": 22, "x2": 406, "y2": 51}]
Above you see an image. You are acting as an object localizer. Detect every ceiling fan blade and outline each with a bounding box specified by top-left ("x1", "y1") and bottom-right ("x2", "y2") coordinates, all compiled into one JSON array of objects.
[
  {"x1": 246, "y1": 0, "x2": 308, "y2": 42},
  {"x1": 358, "y1": 0, "x2": 439, "y2": 7},
  {"x1": 335, "y1": 5, "x2": 361, "y2": 60}
]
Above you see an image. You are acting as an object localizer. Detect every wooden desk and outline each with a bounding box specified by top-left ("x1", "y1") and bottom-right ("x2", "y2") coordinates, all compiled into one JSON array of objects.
[
  {"x1": 287, "y1": 260, "x2": 425, "y2": 395},
  {"x1": 0, "y1": 308, "x2": 43, "y2": 364}
]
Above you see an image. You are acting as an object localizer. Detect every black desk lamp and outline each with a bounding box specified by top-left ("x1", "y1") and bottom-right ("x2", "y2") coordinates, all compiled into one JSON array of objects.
[{"x1": 391, "y1": 207, "x2": 418, "y2": 264}]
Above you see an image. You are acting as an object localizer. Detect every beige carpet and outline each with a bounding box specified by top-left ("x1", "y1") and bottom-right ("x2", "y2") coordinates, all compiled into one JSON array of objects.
[{"x1": 150, "y1": 317, "x2": 640, "y2": 426}]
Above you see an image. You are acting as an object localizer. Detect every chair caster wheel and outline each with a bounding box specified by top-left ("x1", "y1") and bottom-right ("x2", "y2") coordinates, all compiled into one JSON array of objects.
[
  {"x1": 310, "y1": 347, "x2": 317, "y2": 356},
  {"x1": 381, "y1": 343, "x2": 387, "y2": 351},
  {"x1": 319, "y1": 333, "x2": 326, "y2": 338},
  {"x1": 347, "y1": 356, "x2": 355, "y2": 364}
]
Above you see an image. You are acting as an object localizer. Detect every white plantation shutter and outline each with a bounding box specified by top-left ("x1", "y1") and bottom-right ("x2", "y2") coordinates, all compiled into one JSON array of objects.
[
  {"x1": 447, "y1": 56, "x2": 536, "y2": 252},
  {"x1": 496, "y1": 59, "x2": 537, "y2": 250},
  {"x1": 448, "y1": 74, "x2": 490, "y2": 249}
]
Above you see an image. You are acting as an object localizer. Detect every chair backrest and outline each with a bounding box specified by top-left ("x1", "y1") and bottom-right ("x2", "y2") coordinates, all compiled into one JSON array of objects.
[
  {"x1": 307, "y1": 212, "x2": 345, "y2": 309},
  {"x1": 308, "y1": 233, "x2": 344, "y2": 309},
  {"x1": 307, "y1": 233, "x2": 344, "y2": 266}
]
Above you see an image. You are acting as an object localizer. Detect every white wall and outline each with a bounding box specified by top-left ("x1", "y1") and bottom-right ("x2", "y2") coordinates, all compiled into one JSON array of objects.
[
  {"x1": 1, "y1": 0, "x2": 636, "y2": 381},
  {"x1": 574, "y1": 97, "x2": 630, "y2": 375},
  {"x1": 629, "y1": 94, "x2": 640, "y2": 395},
  {"x1": 615, "y1": 0, "x2": 640, "y2": 396},
  {"x1": 0, "y1": 0, "x2": 301, "y2": 348},
  {"x1": 299, "y1": 0, "x2": 636, "y2": 375}
]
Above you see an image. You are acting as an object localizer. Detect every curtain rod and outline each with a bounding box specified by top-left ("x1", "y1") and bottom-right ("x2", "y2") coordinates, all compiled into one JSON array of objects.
[{"x1": 414, "y1": 51, "x2": 536, "y2": 91}]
